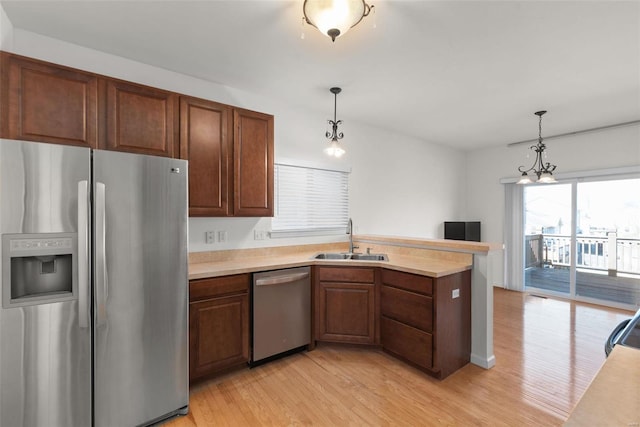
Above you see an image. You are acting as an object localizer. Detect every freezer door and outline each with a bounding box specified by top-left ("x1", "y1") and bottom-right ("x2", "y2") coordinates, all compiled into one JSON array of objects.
[
  {"x1": 0, "y1": 139, "x2": 92, "y2": 427},
  {"x1": 93, "y1": 150, "x2": 189, "y2": 427}
]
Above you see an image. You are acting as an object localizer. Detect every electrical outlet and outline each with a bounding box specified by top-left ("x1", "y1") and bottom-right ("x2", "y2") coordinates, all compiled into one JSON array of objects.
[
  {"x1": 252, "y1": 230, "x2": 268, "y2": 240},
  {"x1": 452, "y1": 288, "x2": 460, "y2": 299},
  {"x1": 218, "y1": 230, "x2": 228, "y2": 243},
  {"x1": 205, "y1": 231, "x2": 216, "y2": 244}
]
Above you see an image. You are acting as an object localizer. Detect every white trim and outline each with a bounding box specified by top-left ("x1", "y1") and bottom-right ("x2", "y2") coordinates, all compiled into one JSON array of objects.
[
  {"x1": 500, "y1": 165, "x2": 640, "y2": 184},
  {"x1": 275, "y1": 157, "x2": 352, "y2": 173}
]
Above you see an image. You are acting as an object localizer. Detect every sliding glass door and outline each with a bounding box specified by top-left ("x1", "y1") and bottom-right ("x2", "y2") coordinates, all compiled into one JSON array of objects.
[
  {"x1": 575, "y1": 179, "x2": 640, "y2": 306},
  {"x1": 524, "y1": 183, "x2": 573, "y2": 296},
  {"x1": 523, "y1": 177, "x2": 640, "y2": 309}
]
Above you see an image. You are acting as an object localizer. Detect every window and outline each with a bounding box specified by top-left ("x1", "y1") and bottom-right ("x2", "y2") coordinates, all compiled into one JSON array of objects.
[{"x1": 272, "y1": 163, "x2": 349, "y2": 236}]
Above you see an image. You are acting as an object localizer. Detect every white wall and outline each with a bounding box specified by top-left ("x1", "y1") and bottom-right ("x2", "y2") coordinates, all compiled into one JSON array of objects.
[
  {"x1": 6, "y1": 26, "x2": 466, "y2": 253},
  {"x1": 348, "y1": 124, "x2": 466, "y2": 238},
  {"x1": 466, "y1": 124, "x2": 640, "y2": 286},
  {"x1": 0, "y1": 3, "x2": 13, "y2": 51}
]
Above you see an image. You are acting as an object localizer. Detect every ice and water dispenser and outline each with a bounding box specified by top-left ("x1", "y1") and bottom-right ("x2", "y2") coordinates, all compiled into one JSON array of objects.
[{"x1": 2, "y1": 233, "x2": 77, "y2": 308}]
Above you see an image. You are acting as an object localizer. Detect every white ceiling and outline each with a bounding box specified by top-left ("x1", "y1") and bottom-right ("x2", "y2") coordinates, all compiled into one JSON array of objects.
[{"x1": 2, "y1": 0, "x2": 639, "y2": 150}]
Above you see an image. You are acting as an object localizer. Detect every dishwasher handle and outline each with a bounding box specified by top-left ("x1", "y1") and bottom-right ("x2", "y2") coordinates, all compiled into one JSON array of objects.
[{"x1": 255, "y1": 271, "x2": 310, "y2": 287}]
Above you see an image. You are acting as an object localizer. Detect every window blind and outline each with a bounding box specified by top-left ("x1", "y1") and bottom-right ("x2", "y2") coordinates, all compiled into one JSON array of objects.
[{"x1": 272, "y1": 163, "x2": 349, "y2": 235}]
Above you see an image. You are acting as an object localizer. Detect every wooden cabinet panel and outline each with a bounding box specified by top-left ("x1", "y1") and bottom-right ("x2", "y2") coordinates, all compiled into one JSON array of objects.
[
  {"x1": 317, "y1": 282, "x2": 375, "y2": 344},
  {"x1": 381, "y1": 285, "x2": 433, "y2": 332},
  {"x1": 1, "y1": 52, "x2": 98, "y2": 148},
  {"x1": 381, "y1": 269, "x2": 433, "y2": 295},
  {"x1": 318, "y1": 266, "x2": 375, "y2": 283},
  {"x1": 189, "y1": 274, "x2": 249, "y2": 301},
  {"x1": 381, "y1": 316, "x2": 433, "y2": 369},
  {"x1": 233, "y1": 108, "x2": 273, "y2": 217},
  {"x1": 432, "y1": 270, "x2": 472, "y2": 378},
  {"x1": 189, "y1": 293, "x2": 249, "y2": 381},
  {"x1": 105, "y1": 79, "x2": 177, "y2": 157},
  {"x1": 180, "y1": 96, "x2": 232, "y2": 216}
]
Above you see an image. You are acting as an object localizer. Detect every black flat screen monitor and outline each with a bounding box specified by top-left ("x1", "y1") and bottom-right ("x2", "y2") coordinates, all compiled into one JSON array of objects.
[{"x1": 444, "y1": 221, "x2": 481, "y2": 242}]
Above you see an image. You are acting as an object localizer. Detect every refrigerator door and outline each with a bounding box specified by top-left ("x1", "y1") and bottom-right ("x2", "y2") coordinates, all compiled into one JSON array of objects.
[
  {"x1": 93, "y1": 150, "x2": 188, "y2": 427},
  {"x1": 0, "y1": 139, "x2": 92, "y2": 427}
]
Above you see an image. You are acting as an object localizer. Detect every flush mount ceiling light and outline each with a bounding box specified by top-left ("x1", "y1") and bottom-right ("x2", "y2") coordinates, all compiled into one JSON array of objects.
[
  {"x1": 324, "y1": 87, "x2": 345, "y2": 158},
  {"x1": 517, "y1": 110, "x2": 557, "y2": 184},
  {"x1": 303, "y1": 0, "x2": 374, "y2": 42}
]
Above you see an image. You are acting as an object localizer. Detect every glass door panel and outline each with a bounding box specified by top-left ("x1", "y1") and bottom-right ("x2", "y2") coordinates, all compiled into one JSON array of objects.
[
  {"x1": 575, "y1": 179, "x2": 640, "y2": 306},
  {"x1": 524, "y1": 184, "x2": 573, "y2": 295}
]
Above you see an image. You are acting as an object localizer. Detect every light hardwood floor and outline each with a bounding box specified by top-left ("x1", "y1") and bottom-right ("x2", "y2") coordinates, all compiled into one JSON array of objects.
[{"x1": 168, "y1": 288, "x2": 633, "y2": 426}]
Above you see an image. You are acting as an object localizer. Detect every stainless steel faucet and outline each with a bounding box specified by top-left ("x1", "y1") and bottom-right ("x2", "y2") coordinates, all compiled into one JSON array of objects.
[{"x1": 347, "y1": 218, "x2": 359, "y2": 254}]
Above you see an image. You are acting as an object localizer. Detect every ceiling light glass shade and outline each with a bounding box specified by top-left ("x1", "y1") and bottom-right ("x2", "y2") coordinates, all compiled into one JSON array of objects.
[
  {"x1": 303, "y1": 0, "x2": 372, "y2": 41},
  {"x1": 517, "y1": 173, "x2": 534, "y2": 185},
  {"x1": 324, "y1": 139, "x2": 345, "y2": 157},
  {"x1": 537, "y1": 172, "x2": 557, "y2": 184}
]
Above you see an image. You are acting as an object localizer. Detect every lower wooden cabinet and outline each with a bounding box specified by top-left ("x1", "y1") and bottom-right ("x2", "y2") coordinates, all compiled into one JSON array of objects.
[
  {"x1": 315, "y1": 266, "x2": 378, "y2": 345},
  {"x1": 381, "y1": 268, "x2": 471, "y2": 379},
  {"x1": 189, "y1": 274, "x2": 249, "y2": 382}
]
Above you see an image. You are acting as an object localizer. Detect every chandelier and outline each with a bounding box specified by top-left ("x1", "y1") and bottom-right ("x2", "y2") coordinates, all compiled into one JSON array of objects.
[
  {"x1": 517, "y1": 110, "x2": 557, "y2": 184},
  {"x1": 324, "y1": 87, "x2": 345, "y2": 157},
  {"x1": 303, "y1": 0, "x2": 374, "y2": 42}
]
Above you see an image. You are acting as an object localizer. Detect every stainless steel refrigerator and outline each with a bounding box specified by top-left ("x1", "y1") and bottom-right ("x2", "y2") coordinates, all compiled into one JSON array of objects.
[{"x1": 0, "y1": 139, "x2": 189, "y2": 426}]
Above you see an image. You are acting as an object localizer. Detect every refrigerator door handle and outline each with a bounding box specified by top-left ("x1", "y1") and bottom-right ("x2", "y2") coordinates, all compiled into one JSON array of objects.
[
  {"x1": 95, "y1": 182, "x2": 108, "y2": 326},
  {"x1": 78, "y1": 180, "x2": 90, "y2": 328}
]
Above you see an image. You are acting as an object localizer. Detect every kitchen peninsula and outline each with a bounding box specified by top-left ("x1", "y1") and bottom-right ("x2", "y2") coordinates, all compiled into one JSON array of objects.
[{"x1": 189, "y1": 235, "x2": 502, "y2": 378}]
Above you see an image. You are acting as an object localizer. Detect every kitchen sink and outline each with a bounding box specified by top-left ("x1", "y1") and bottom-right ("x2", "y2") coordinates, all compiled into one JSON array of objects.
[
  {"x1": 350, "y1": 254, "x2": 388, "y2": 261},
  {"x1": 313, "y1": 253, "x2": 352, "y2": 260},
  {"x1": 312, "y1": 253, "x2": 388, "y2": 261}
]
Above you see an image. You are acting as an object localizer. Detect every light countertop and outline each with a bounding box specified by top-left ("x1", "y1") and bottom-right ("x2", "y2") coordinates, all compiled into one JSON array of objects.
[
  {"x1": 189, "y1": 250, "x2": 472, "y2": 280},
  {"x1": 565, "y1": 345, "x2": 640, "y2": 425}
]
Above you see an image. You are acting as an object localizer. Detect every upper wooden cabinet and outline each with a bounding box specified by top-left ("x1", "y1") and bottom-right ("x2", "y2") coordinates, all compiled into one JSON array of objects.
[
  {"x1": 0, "y1": 52, "x2": 99, "y2": 148},
  {"x1": 179, "y1": 96, "x2": 232, "y2": 216},
  {"x1": 179, "y1": 100, "x2": 274, "y2": 217},
  {"x1": 233, "y1": 108, "x2": 274, "y2": 217},
  {"x1": 0, "y1": 52, "x2": 275, "y2": 214},
  {"x1": 105, "y1": 79, "x2": 178, "y2": 157}
]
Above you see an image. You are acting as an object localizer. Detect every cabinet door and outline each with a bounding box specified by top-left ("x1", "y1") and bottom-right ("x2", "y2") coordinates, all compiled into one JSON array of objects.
[
  {"x1": 317, "y1": 282, "x2": 375, "y2": 344},
  {"x1": 180, "y1": 97, "x2": 232, "y2": 216},
  {"x1": 1, "y1": 53, "x2": 98, "y2": 148},
  {"x1": 105, "y1": 79, "x2": 177, "y2": 157},
  {"x1": 233, "y1": 108, "x2": 274, "y2": 217},
  {"x1": 189, "y1": 293, "x2": 249, "y2": 381}
]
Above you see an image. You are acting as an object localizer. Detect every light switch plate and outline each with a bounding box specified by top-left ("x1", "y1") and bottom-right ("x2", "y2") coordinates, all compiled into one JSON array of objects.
[
  {"x1": 205, "y1": 231, "x2": 215, "y2": 244},
  {"x1": 452, "y1": 288, "x2": 460, "y2": 299}
]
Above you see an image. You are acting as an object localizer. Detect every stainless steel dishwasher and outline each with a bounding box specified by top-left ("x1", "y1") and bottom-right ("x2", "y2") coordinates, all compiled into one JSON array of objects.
[{"x1": 252, "y1": 266, "x2": 311, "y2": 364}]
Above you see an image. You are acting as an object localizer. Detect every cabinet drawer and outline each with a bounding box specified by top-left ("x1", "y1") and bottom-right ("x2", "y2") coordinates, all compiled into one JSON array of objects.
[
  {"x1": 381, "y1": 285, "x2": 433, "y2": 332},
  {"x1": 189, "y1": 274, "x2": 249, "y2": 301},
  {"x1": 382, "y1": 269, "x2": 433, "y2": 295},
  {"x1": 381, "y1": 316, "x2": 433, "y2": 370},
  {"x1": 318, "y1": 267, "x2": 375, "y2": 283}
]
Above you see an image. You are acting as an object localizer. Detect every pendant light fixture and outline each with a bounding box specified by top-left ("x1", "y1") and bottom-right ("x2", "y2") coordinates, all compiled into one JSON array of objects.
[
  {"x1": 324, "y1": 87, "x2": 345, "y2": 158},
  {"x1": 303, "y1": 0, "x2": 374, "y2": 42},
  {"x1": 517, "y1": 110, "x2": 557, "y2": 184}
]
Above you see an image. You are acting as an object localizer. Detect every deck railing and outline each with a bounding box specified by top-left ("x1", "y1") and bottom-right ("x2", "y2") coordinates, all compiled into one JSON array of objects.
[{"x1": 525, "y1": 233, "x2": 640, "y2": 275}]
